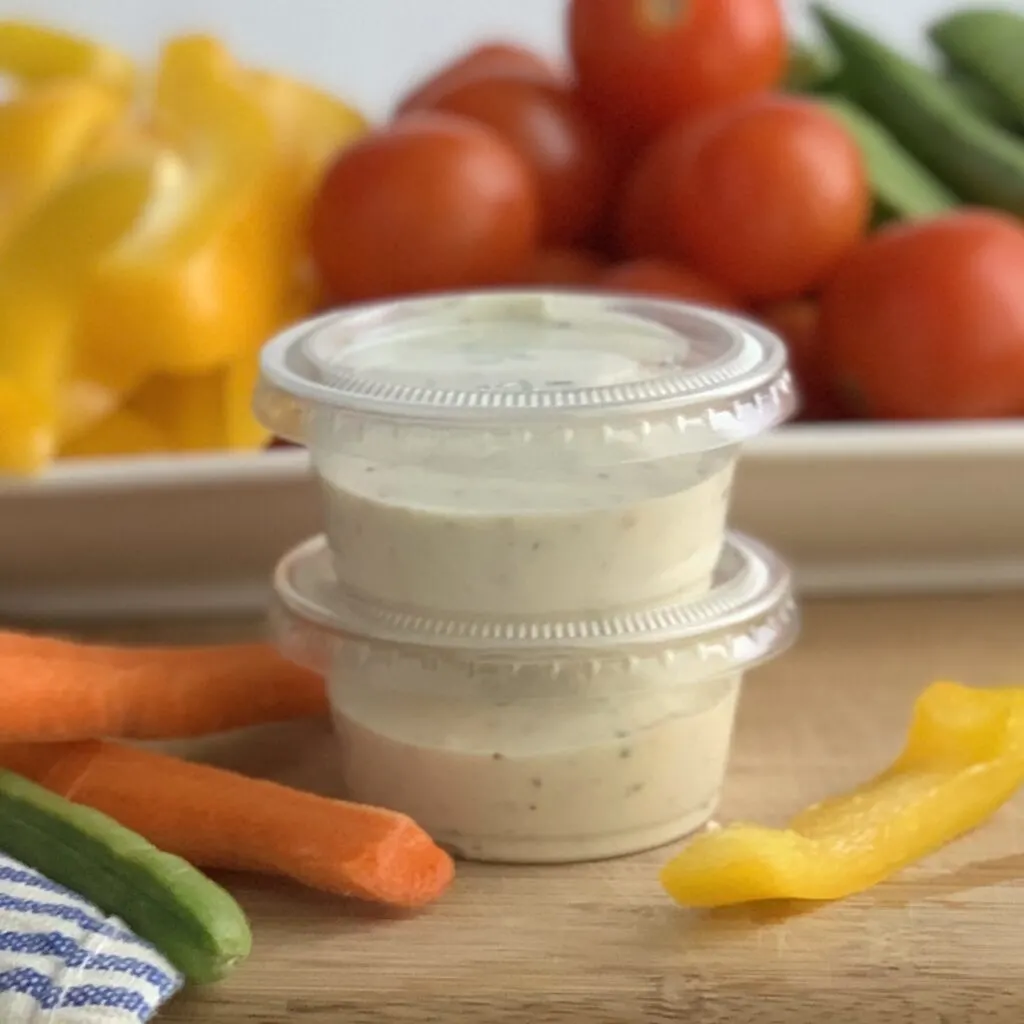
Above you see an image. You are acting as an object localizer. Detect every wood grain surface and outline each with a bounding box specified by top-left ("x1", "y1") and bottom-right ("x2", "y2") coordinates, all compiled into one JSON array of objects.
[{"x1": 16, "y1": 595, "x2": 1024, "y2": 1022}]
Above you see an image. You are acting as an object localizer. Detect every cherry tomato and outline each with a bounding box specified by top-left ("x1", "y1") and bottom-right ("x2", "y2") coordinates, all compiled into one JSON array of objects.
[
  {"x1": 420, "y1": 77, "x2": 617, "y2": 246},
  {"x1": 601, "y1": 258, "x2": 737, "y2": 308},
  {"x1": 757, "y1": 299, "x2": 848, "y2": 421},
  {"x1": 395, "y1": 42, "x2": 562, "y2": 117},
  {"x1": 615, "y1": 120, "x2": 694, "y2": 259},
  {"x1": 661, "y1": 96, "x2": 870, "y2": 301},
  {"x1": 514, "y1": 248, "x2": 605, "y2": 286},
  {"x1": 309, "y1": 112, "x2": 539, "y2": 303},
  {"x1": 820, "y1": 211, "x2": 1024, "y2": 420},
  {"x1": 568, "y1": 0, "x2": 785, "y2": 141}
]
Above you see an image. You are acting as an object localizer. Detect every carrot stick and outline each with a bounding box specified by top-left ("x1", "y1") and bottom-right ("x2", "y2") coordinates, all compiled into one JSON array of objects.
[
  {"x1": 0, "y1": 630, "x2": 328, "y2": 741},
  {"x1": 0, "y1": 739, "x2": 454, "y2": 908}
]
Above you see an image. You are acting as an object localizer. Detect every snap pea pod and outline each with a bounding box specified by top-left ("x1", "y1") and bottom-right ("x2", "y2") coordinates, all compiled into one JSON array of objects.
[
  {"x1": 814, "y1": 5, "x2": 1024, "y2": 216},
  {"x1": 784, "y1": 40, "x2": 839, "y2": 93},
  {"x1": 945, "y1": 68, "x2": 1023, "y2": 134},
  {"x1": 0, "y1": 768, "x2": 252, "y2": 985},
  {"x1": 931, "y1": 10, "x2": 1024, "y2": 132},
  {"x1": 819, "y1": 96, "x2": 958, "y2": 221}
]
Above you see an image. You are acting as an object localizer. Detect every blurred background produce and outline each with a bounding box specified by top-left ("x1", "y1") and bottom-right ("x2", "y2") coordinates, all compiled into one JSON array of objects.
[
  {"x1": 2, "y1": 0, "x2": 1024, "y2": 476},
  {"x1": 0, "y1": 20, "x2": 367, "y2": 473}
]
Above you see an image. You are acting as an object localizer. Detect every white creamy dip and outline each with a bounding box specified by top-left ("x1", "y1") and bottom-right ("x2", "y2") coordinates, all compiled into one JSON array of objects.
[
  {"x1": 328, "y1": 643, "x2": 741, "y2": 863},
  {"x1": 320, "y1": 451, "x2": 735, "y2": 616},
  {"x1": 272, "y1": 532, "x2": 797, "y2": 866},
  {"x1": 261, "y1": 293, "x2": 797, "y2": 865},
  {"x1": 257, "y1": 291, "x2": 794, "y2": 617}
]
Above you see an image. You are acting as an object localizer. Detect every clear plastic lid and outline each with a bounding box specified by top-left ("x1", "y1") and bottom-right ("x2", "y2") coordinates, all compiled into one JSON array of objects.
[
  {"x1": 271, "y1": 531, "x2": 798, "y2": 669},
  {"x1": 255, "y1": 291, "x2": 795, "y2": 451}
]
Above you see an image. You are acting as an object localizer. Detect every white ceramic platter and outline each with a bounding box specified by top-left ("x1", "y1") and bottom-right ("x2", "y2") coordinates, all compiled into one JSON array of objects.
[{"x1": 3, "y1": 423, "x2": 1023, "y2": 620}]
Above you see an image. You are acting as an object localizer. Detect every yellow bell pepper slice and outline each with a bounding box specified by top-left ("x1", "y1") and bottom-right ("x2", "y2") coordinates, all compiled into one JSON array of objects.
[
  {"x1": 661, "y1": 681, "x2": 1024, "y2": 908},
  {"x1": 60, "y1": 406, "x2": 170, "y2": 459},
  {"x1": 127, "y1": 371, "x2": 230, "y2": 452},
  {"x1": 0, "y1": 155, "x2": 160, "y2": 474},
  {"x1": 0, "y1": 78, "x2": 126, "y2": 245},
  {"x1": 0, "y1": 20, "x2": 135, "y2": 92},
  {"x1": 127, "y1": 341, "x2": 287, "y2": 454},
  {"x1": 248, "y1": 67, "x2": 368, "y2": 200},
  {"x1": 76, "y1": 34, "x2": 284, "y2": 376},
  {"x1": 247, "y1": 68, "x2": 368, "y2": 312}
]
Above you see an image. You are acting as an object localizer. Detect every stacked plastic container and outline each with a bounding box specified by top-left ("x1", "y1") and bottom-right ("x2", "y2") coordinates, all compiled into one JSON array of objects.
[{"x1": 255, "y1": 291, "x2": 799, "y2": 864}]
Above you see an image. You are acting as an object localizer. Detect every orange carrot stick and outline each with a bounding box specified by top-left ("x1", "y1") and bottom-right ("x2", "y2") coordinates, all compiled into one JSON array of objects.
[
  {"x1": 0, "y1": 739, "x2": 454, "y2": 908},
  {"x1": 0, "y1": 630, "x2": 328, "y2": 741}
]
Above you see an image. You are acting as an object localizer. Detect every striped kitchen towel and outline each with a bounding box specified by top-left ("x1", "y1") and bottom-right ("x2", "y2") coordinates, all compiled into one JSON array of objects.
[{"x1": 0, "y1": 852, "x2": 183, "y2": 1022}]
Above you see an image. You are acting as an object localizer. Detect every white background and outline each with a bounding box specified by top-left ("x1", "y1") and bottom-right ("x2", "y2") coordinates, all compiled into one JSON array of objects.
[{"x1": 0, "y1": 0, "x2": 1007, "y2": 119}]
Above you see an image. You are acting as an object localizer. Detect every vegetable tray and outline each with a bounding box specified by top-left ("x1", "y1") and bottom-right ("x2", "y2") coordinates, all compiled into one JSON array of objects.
[{"x1": 2, "y1": 422, "x2": 1022, "y2": 621}]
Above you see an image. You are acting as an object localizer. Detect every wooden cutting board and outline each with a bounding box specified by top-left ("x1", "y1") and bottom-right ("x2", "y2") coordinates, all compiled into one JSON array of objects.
[{"x1": 30, "y1": 594, "x2": 1024, "y2": 1022}]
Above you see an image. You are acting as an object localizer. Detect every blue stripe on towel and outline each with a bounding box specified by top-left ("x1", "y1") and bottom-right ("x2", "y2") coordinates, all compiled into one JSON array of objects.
[
  {"x1": 0, "y1": 966, "x2": 157, "y2": 1019},
  {"x1": 0, "y1": 931, "x2": 179, "y2": 997},
  {"x1": 0, "y1": 893, "x2": 137, "y2": 943},
  {"x1": 0, "y1": 852, "x2": 184, "y2": 1020},
  {"x1": 0, "y1": 865, "x2": 88, "y2": 899}
]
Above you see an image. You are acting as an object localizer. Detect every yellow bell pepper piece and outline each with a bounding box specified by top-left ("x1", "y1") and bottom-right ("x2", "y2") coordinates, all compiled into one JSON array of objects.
[
  {"x1": 76, "y1": 35, "x2": 284, "y2": 376},
  {"x1": 127, "y1": 369, "x2": 237, "y2": 452},
  {"x1": 0, "y1": 20, "x2": 135, "y2": 92},
  {"x1": 248, "y1": 68, "x2": 368, "y2": 312},
  {"x1": 0, "y1": 155, "x2": 160, "y2": 474},
  {"x1": 661, "y1": 681, "x2": 1024, "y2": 908},
  {"x1": 248, "y1": 67, "x2": 368, "y2": 200},
  {"x1": 0, "y1": 78, "x2": 126, "y2": 245},
  {"x1": 60, "y1": 406, "x2": 170, "y2": 459},
  {"x1": 127, "y1": 340, "x2": 293, "y2": 452}
]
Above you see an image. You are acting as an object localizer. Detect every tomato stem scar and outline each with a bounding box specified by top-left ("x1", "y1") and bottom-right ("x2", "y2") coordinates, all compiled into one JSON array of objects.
[{"x1": 639, "y1": 0, "x2": 690, "y2": 30}]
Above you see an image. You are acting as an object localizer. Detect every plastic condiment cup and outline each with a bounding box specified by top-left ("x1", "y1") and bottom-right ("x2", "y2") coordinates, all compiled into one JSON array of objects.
[
  {"x1": 255, "y1": 292, "x2": 794, "y2": 618},
  {"x1": 271, "y1": 530, "x2": 798, "y2": 865}
]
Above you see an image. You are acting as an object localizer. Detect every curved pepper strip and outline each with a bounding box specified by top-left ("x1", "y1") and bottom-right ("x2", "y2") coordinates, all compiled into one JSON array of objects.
[
  {"x1": 125, "y1": 345, "x2": 282, "y2": 453},
  {"x1": 75, "y1": 35, "x2": 284, "y2": 377},
  {"x1": 61, "y1": 407, "x2": 171, "y2": 459},
  {"x1": 248, "y1": 68, "x2": 368, "y2": 201},
  {"x1": 94, "y1": 57, "x2": 368, "y2": 452},
  {"x1": 0, "y1": 156, "x2": 161, "y2": 473},
  {"x1": 0, "y1": 78, "x2": 126, "y2": 246},
  {"x1": 247, "y1": 67, "x2": 369, "y2": 314},
  {"x1": 0, "y1": 20, "x2": 135, "y2": 92},
  {"x1": 661, "y1": 681, "x2": 1024, "y2": 908},
  {"x1": 124, "y1": 364, "x2": 257, "y2": 453}
]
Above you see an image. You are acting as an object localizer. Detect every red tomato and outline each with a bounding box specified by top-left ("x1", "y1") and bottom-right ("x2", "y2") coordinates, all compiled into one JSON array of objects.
[
  {"x1": 568, "y1": 0, "x2": 785, "y2": 141},
  {"x1": 616, "y1": 120, "x2": 694, "y2": 259},
  {"x1": 309, "y1": 112, "x2": 539, "y2": 303},
  {"x1": 820, "y1": 211, "x2": 1024, "y2": 420},
  {"x1": 601, "y1": 258, "x2": 737, "y2": 308},
  {"x1": 515, "y1": 248, "x2": 605, "y2": 286},
  {"x1": 757, "y1": 299, "x2": 848, "y2": 421},
  {"x1": 661, "y1": 96, "x2": 870, "y2": 301},
  {"x1": 422, "y1": 77, "x2": 616, "y2": 246},
  {"x1": 395, "y1": 42, "x2": 562, "y2": 117}
]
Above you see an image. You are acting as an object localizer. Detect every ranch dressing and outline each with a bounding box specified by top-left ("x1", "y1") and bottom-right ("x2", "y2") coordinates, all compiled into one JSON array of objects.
[
  {"x1": 331, "y1": 654, "x2": 741, "y2": 862},
  {"x1": 320, "y1": 453, "x2": 735, "y2": 615},
  {"x1": 271, "y1": 533, "x2": 798, "y2": 865},
  {"x1": 255, "y1": 291, "x2": 793, "y2": 616}
]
